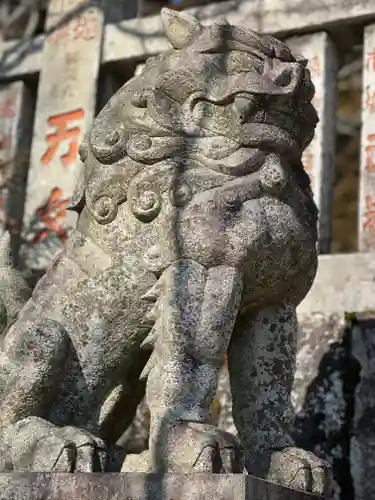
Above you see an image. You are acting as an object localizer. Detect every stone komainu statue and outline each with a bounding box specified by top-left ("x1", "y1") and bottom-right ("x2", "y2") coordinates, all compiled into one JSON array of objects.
[{"x1": 0, "y1": 7, "x2": 331, "y2": 495}]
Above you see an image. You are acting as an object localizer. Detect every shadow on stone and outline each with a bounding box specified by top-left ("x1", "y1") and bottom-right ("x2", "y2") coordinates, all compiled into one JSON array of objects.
[{"x1": 293, "y1": 318, "x2": 361, "y2": 500}]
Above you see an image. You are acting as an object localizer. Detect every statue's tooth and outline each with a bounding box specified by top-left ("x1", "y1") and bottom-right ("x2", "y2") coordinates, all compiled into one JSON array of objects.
[
  {"x1": 140, "y1": 327, "x2": 159, "y2": 349},
  {"x1": 144, "y1": 302, "x2": 159, "y2": 322},
  {"x1": 139, "y1": 352, "x2": 157, "y2": 380},
  {"x1": 141, "y1": 281, "x2": 163, "y2": 302}
]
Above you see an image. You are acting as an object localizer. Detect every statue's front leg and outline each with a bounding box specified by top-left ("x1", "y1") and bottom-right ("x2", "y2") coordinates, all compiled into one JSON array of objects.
[
  {"x1": 228, "y1": 303, "x2": 332, "y2": 495},
  {"x1": 124, "y1": 260, "x2": 243, "y2": 473}
]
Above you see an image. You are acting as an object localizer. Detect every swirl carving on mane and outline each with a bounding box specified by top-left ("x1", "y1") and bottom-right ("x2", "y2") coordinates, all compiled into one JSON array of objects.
[{"x1": 70, "y1": 9, "x2": 318, "y2": 225}]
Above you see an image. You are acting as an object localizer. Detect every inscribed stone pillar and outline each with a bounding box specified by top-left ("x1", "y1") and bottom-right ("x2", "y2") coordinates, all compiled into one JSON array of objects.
[
  {"x1": 287, "y1": 33, "x2": 338, "y2": 254},
  {"x1": 21, "y1": 0, "x2": 105, "y2": 272},
  {"x1": 0, "y1": 81, "x2": 33, "y2": 261},
  {"x1": 359, "y1": 24, "x2": 375, "y2": 251}
]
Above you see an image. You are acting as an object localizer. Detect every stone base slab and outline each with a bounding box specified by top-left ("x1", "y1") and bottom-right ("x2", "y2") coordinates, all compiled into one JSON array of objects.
[{"x1": 0, "y1": 473, "x2": 325, "y2": 500}]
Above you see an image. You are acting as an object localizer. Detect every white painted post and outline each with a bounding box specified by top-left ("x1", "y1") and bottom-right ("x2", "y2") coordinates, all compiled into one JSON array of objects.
[
  {"x1": 287, "y1": 33, "x2": 338, "y2": 254},
  {"x1": 21, "y1": 0, "x2": 105, "y2": 270},
  {"x1": 0, "y1": 81, "x2": 33, "y2": 257},
  {"x1": 358, "y1": 24, "x2": 375, "y2": 252}
]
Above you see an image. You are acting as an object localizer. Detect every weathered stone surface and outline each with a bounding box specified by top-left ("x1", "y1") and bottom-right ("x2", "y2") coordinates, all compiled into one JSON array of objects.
[
  {"x1": 104, "y1": 0, "x2": 375, "y2": 59},
  {"x1": 196, "y1": 313, "x2": 353, "y2": 500},
  {"x1": 0, "y1": 473, "x2": 326, "y2": 500},
  {"x1": 293, "y1": 313, "x2": 346, "y2": 425},
  {"x1": 0, "y1": 233, "x2": 31, "y2": 337},
  {"x1": 297, "y1": 252, "x2": 375, "y2": 315},
  {"x1": 293, "y1": 314, "x2": 352, "y2": 500},
  {"x1": 351, "y1": 315, "x2": 375, "y2": 500},
  {"x1": 117, "y1": 398, "x2": 150, "y2": 454},
  {"x1": 0, "y1": 8, "x2": 332, "y2": 495},
  {"x1": 117, "y1": 364, "x2": 235, "y2": 453},
  {"x1": 113, "y1": 249, "x2": 375, "y2": 467},
  {"x1": 2, "y1": 0, "x2": 375, "y2": 80}
]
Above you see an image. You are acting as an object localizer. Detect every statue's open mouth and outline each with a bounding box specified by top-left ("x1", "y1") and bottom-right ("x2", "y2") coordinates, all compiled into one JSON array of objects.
[{"x1": 232, "y1": 122, "x2": 301, "y2": 160}]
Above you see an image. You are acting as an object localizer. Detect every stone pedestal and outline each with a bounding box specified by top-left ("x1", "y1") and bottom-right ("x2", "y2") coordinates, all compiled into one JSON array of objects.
[{"x1": 0, "y1": 473, "x2": 325, "y2": 500}]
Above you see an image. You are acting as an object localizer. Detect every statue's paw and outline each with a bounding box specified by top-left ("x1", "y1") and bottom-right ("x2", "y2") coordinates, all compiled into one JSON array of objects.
[
  {"x1": 158, "y1": 422, "x2": 243, "y2": 473},
  {"x1": 246, "y1": 446, "x2": 333, "y2": 497},
  {"x1": 1, "y1": 417, "x2": 107, "y2": 472},
  {"x1": 53, "y1": 425, "x2": 107, "y2": 472}
]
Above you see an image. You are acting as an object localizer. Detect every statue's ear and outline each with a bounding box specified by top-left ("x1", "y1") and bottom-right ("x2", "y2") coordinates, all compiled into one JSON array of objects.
[{"x1": 161, "y1": 7, "x2": 203, "y2": 49}]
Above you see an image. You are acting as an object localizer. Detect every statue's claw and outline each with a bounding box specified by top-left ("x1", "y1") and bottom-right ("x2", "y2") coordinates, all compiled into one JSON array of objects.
[
  {"x1": 246, "y1": 446, "x2": 333, "y2": 497},
  {"x1": 123, "y1": 422, "x2": 243, "y2": 473},
  {"x1": 54, "y1": 425, "x2": 107, "y2": 472},
  {"x1": 0, "y1": 417, "x2": 107, "y2": 472},
  {"x1": 186, "y1": 423, "x2": 243, "y2": 473}
]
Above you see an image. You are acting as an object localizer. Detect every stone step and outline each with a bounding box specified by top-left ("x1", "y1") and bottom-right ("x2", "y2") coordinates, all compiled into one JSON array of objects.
[{"x1": 0, "y1": 473, "x2": 326, "y2": 500}]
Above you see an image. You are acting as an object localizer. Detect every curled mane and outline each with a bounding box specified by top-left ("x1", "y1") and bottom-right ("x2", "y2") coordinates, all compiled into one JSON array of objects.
[{"x1": 69, "y1": 8, "x2": 318, "y2": 225}]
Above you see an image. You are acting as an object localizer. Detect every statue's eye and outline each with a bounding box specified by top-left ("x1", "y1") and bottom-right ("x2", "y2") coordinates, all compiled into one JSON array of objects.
[{"x1": 233, "y1": 94, "x2": 257, "y2": 123}]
